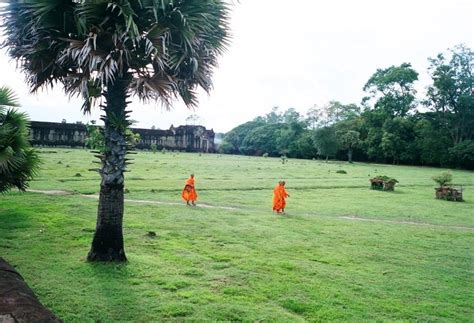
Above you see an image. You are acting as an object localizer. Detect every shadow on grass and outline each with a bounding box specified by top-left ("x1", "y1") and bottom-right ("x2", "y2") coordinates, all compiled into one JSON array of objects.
[
  {"x1": 0, "y1": 207, "x2": 38, "y2": 231},
  {"x1": 84, "y1": 261, "x2": 145, "y2": 320}
]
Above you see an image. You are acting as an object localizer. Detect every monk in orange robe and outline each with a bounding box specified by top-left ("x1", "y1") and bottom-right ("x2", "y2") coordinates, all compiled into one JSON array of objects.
[
  {"x1": 273, "y1": 181, "x2": 289, "y2": 213},
  {"x1": 182, "y1": 174, "x2": 198, "y2": 206}
]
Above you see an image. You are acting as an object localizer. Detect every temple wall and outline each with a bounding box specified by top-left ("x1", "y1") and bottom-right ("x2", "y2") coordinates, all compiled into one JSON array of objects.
[{"x1": 29, "y1": 121, "x2": 215, "y2": 152}]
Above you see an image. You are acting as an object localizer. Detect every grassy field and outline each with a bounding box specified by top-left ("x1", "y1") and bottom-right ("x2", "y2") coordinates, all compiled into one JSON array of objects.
[{"x1": 1, "y1": 148, "x2": 473, "y2": 321}]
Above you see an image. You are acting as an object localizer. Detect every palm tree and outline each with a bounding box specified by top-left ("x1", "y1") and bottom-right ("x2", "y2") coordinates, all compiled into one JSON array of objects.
[
  {"x1": 0, "y1": 86, "x2": 40, "y2": 193},
  {"x1": 1, "y1": 0, "x2": 230, "y2": 261}
]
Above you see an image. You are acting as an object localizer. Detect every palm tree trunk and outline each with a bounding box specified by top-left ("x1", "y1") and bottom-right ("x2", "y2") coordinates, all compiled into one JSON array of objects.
[{"x1": 87, "y1": 77, "x2": 130, "y2": 262}]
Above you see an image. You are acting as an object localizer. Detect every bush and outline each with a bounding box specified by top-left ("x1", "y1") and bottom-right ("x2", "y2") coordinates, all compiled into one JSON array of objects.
[
  {"x1": 435, "y1": 186, "x2": 463, "y2": 202},
  {"x1": 85, "y1": 124, "x2": 104, "y2": 150},
  {"x1": 370, "y1": 175, "x2": 398, "y2": 191},
  {"x1": 432, "y1": 172, "x2": 452, "y2": 187},
  {"x1": 262, "y1": 153, "x2": 269, "y2": 158},
  {"x1": 336, "y1": 170, "x2": 347, "y2": 174},
  {"x1": 150, "y1": 143, "x2": 157, "y2": 153},
  {"x1": 218, "y1": 141, "x2": 235, "y2": 154}
]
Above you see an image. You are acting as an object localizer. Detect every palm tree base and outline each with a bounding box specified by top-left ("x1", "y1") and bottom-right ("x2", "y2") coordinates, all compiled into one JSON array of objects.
[
  {"x1": 87, "y1": 249, "x2": 127, "y2": 262},
  {"x1": 87, "y1": 184, "x2": 127, "y2": 262},
  {"x1": 87, "y1": 233, "x2": 127, "y2": 262},
  {"x1": 87, "y1": 228, "x2": 127, "y2": 261}
]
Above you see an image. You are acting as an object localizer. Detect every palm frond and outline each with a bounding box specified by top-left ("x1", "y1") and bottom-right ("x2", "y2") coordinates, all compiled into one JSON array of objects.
[
  {"x1": 0, "y1": 106, "x2": 40, "y2": 193},
  {"x1": 1, "y1": 0, "x2": 231, "y2": 111},
  {"x1": 0, "y1": 86, "x2": 20, "y2": 107}
]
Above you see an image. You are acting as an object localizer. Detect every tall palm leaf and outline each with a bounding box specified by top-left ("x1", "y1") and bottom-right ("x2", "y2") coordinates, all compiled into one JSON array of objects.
[
  {"x1": 1, "y1": 0, "x2": 230, "y2": 261},
  {"x1": 0, "y1": 87, "x2": 40, "y2": 193}
]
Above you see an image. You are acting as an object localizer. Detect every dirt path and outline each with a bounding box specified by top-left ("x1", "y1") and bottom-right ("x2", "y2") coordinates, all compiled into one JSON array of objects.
[
  {"x1": 28, "y1": 189, "x2": 72, "y2": 195},
  {"x1": 27, "y1": 189, "x2": 473, "y2": 230},
  {"x1": 28, "y1": 189, "x2": 238, "y2": 210},
  {"x1": 82, "y1": 193, "x2": 238, "y2": 210}
]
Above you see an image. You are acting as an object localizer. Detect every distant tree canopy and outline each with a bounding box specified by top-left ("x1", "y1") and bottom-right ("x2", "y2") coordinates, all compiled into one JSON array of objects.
[{"x1": 221, "y1": 44, "x2": 474, "y2": 169}]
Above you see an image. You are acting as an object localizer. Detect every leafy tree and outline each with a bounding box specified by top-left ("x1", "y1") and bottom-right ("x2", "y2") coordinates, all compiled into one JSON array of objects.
[
  {"x1": 293, "y1": 131, "x2": 318, "y2": 159},
  {"x1": 222, "y1": 108, "x2": 307, "y2": 157},
  {"x1": 425, "y1": 44, "x2": 474, "y2": 145},
  {"x1": 380, "y1": 117, "x2": 416, "y2": 164},
  {"x1": 219, "y1": 46, "x2": 471, "y2": 170},
  {"x1": 0, "y1": 87, "x2": 40, "y2": 193},
  {"x1": 360, "y1": 63, "x2": 418, "y2": 163},
  {"x1": 321, "y1": 101, "x2": 361, "y2": 125},
  {"x1": 218, "y1": 140, "x2": 235, "y2": 154},
  {"x1": 221, "y1": 119, "x2": 266, "y2": 154},
  {"x1": 359, "y1": 110, "x2": 385, "y2": 161},
  {"x1": 305, "y1": 105, "x2": 321, "y2": 130},
  {"x1": 363, "y1": 63, "x2": 419, "y2": 117},
  {"x1": 240, "y1": 124, "x2": 280, "y2": 156},
  {"x1": 329, "y1": 101, "x2": 360, "y2": 123},
  {"x1": 264, "y1": 106, "x2": 283, "y2": 124},
  {"x1": 314, "y1": 126, "x2": 338, "y2": 161},
  {"x1": 1, "y1": 0, "x2": 230, "y2": 261},
  {"x1": 337, "y1": 130, "x2": 360, "y2": 163},
  {"x1": 276, "y1": 109, "x2": 306, "y2": 156},
  {"x1": 448, "y1": 140, "x2": 474, "y2": 170},
  {"x1": 414, "y1": 117, "x2": 450, "y2": 166},
  {"x1": 282, "y1": 108, "x2": 303, "y2": 124},
  {"x1": 306, "y1": 101, "x2": 360, "y2": 128}
]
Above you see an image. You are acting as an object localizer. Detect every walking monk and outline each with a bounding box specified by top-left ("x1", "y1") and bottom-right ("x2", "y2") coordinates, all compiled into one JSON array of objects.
[
  {"x1": 273, "y1": 181, "x2": 289, "y2": 214},
  {"x1": 182, "y1": 174, "x2": 198, "y2": 206}
]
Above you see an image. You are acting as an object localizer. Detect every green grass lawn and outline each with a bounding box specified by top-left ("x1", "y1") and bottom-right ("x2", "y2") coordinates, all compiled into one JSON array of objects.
[{"x1": 1, "y1": 148, "x2": 473, "y2": 321}]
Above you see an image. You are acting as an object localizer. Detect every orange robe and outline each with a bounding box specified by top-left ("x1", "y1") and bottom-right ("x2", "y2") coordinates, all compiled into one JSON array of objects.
[
  {"x1": 272, "y1": 184, "x2": 288, "y2": 212},
  {"x1": 182, "y1": 177, "x2": 198, "y2": 202}
]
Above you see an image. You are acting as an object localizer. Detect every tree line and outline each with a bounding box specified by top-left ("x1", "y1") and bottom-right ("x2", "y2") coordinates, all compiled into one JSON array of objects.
[{"x1": 220, "y1": 44, "x2": 473, "y2": 170}]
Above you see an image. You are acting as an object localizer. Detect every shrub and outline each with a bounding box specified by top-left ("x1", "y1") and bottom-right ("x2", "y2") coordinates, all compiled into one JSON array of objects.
[
  {"x1": 432, "y1": 172, "x2": 452, "y2": 187},
  {"x1": 336, "y1": 170, "x2": 347, "y2": 174},
  {"x1": 262, "y1": 153, "x2": 269, "y2": 158},
  {"x1": 370, "y1": 175, "x2": 399, "y2": 191},
  {"x1": 435, "y1": 186, "x2": 463, "y2": 202},
  {"x1": 432, "y1": 172, "x2": 463, "y2": 202},
  {"x1": 150, "y1": 143, "x2": 157, "y2": 153},
  {"x1": 85, "y1": 124, "x2": 104, "y2": 150}
]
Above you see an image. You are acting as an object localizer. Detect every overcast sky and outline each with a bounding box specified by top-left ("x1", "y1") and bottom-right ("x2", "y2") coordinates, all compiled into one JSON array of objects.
[{"x1": 1, "y1": 0, "x2": 473, "y2": 133}]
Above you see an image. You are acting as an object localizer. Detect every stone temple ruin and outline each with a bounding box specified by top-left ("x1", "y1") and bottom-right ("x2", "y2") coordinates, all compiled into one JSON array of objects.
[{"x1": 29, "y1": 121, "x2": 215, "y2": 152}]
